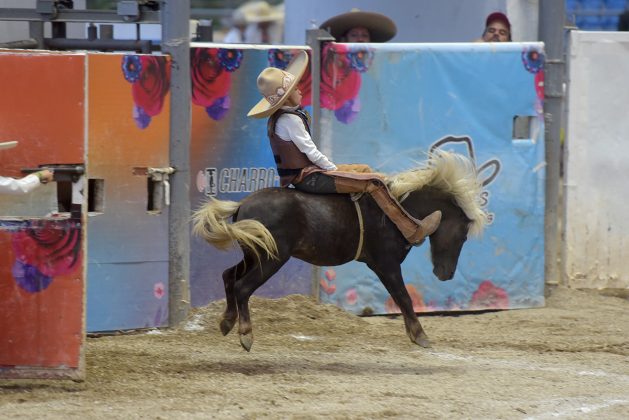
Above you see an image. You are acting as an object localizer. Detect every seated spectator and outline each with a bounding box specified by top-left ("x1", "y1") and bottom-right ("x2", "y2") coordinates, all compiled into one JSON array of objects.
[
  {"x1": 320, "y1": 9, "x2": 397, "y2": 42},
  {"x1": 478, "y1": 12, "x2": 512, "y2": 42}
]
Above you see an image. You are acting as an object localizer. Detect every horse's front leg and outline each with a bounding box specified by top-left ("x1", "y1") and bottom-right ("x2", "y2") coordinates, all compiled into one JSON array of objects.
[
  {"x1": 370, "y1": 264, "x2": 431, "y2": 348},
  {"x1": 234, "y1": 256, "x2": 289, "y2": 351}
]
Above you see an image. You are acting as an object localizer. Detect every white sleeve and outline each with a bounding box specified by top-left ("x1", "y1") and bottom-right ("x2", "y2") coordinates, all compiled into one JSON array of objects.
[
  {"x1": 275, "y1": 113, "x2": 337, "y2": 171},
  {"x1": 0, "y1": 174, "x2": 41, "y2": 195}
]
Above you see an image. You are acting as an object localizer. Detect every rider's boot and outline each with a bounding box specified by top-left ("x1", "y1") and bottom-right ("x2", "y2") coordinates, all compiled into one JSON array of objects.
[
  {"x1": 334, "y1": 176, "x2": 441, "y2": 245},
  {"x1": 365, "y1": 181, "x2": 441, "y2": 245}
]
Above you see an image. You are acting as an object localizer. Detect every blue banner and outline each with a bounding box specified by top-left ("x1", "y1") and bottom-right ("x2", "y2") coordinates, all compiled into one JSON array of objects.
[{"x1": 317, "y1": 42, "x2": 546, "y2": 313}]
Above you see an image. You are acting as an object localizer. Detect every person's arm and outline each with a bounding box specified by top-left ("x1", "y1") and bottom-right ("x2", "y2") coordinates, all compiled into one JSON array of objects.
[
  {"x1": 277, "y1": 113, "x2": 337, "y2": 170},
  {"x1": 0, "y1": 174, "x2": 41, "y2": 195},
  {"x1": 0, "y1": 170, "x2": 53, "y2": 195}
]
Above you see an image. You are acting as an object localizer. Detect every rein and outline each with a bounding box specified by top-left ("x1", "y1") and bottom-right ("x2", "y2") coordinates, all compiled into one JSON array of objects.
[{"x1": 351, "y1": 195, "x2": 365, "y2": 260}]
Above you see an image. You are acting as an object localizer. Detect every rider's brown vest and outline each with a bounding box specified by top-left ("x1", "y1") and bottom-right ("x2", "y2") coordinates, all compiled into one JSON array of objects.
[{"x1": 267, "y1": 109, "x2": 313, "y2": 187}]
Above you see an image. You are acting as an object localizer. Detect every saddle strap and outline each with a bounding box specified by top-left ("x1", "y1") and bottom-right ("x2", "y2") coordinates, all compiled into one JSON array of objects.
[{"x1": 352, "y1": 198, "x2": 365, "y2": 260}]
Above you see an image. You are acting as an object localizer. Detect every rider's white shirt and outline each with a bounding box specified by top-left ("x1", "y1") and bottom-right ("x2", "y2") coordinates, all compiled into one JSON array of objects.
[
  {"x1": 275, "y1": 105, "x2": 337, "y2": 171},
  {"x1": 0, "y1": 174, "x2": 41, "y2": 195}
]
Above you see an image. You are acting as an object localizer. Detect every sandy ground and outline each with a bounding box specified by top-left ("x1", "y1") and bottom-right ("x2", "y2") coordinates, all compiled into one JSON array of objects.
[{"x1": 1, "y1": 286, "x2": 628, "y2": 419}]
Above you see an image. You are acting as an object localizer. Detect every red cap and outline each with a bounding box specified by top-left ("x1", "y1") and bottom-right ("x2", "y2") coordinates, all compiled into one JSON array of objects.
[{"x1": 486, "y1": 12, "x2": 511, "y2": 30}]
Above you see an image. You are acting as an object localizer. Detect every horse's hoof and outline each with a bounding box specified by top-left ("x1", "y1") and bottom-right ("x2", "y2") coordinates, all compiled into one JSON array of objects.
[
  {"x1": 413, "y1": 332, "x2": 431, "y2": 348},
  {"x1": 240, "y1": 333, "x2": 253, "y2": 352},
  {"x1": 219, "y1": 318, "x2": 235, "y2": 336}
]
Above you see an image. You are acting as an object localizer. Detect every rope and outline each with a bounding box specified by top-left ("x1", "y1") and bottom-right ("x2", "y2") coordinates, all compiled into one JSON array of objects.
[{"x1": 352, "y1": 199, "x2": 364, "y2": 260}]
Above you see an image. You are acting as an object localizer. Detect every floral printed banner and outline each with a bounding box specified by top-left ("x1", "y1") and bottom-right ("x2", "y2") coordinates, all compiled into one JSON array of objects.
[
  {"x1": 318, "y1": 42, "x2": 546, "y2": 314},
  {"x1": 189, "y1": 46, "x2": 314, "y2": 307},
  {"x1": 87, "y1": 53, "x2": 171, "y2": 332},
  {"x1": 0, "y1": 52, "x2": 86, "y2": 376}
]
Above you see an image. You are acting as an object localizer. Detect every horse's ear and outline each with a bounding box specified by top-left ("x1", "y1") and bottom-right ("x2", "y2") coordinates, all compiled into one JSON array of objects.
[{"x1": 477, "y1": 159, "x2": 500, "y2": 187}]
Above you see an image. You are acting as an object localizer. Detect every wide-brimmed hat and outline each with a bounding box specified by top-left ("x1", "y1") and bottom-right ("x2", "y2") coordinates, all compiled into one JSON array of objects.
[
  {"x1": 486, "y1": 12, "x2": 511, "y2": 30},
  {"x1": 247, "y1": 51, "x2": 308, "y2": 119},
  {"x1": 238, "y1": 1, "x2": 283, "y2": 24},
  {"x1": 320, "y1": 9, "x2": 397, "y2": 42},
  {"x1": 0, "y1": 140, "x2": 18, "y2": 150}
]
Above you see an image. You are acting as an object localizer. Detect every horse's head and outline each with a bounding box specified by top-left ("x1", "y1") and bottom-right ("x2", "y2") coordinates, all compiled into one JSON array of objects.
[
  {"x1": 428, "y1": 204, "x2": 472, "y2": 281},
  {"x1": 387, "y1": 150, "x2": 489, "y2": 281}
]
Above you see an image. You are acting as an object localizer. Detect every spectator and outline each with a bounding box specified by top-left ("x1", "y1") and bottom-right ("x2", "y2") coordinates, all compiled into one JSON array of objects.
[
  {"x1": 320, "y1": 9, "x2": 397, "y2": 42},
  {"x1": 222, "y1": 9, "x2": 248, "y2": 43},
  {"x1": 478, "y1": 12, "x2": 512, "y2": 42},
  {"x1": 223, "y1": 1, "x2": 284, "y2": 44},
  {"x1": 619, "y1": 9, "x2": 629, "y2": 31},
  {"x1": 0, "y1": 141, "x2": 53, "y2": 195}
]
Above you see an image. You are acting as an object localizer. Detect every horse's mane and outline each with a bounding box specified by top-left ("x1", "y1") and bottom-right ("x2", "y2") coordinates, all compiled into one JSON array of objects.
[{"x1": 386, "y1": 150, "x2": 488, "y2": 236}]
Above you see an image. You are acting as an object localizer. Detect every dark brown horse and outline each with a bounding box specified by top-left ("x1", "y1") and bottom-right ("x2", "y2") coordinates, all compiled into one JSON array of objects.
[{"x1": 192, "y1": 151, "x2": 487, "y2": 351}]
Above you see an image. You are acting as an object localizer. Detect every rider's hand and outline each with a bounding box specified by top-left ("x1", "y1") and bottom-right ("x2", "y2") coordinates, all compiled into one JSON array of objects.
[{"x1": 35, "y1": 169, "x2": 54, "y2": 184}]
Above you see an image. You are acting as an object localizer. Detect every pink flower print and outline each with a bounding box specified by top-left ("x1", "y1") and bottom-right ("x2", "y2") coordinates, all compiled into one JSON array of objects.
[
  {"x1": 154, "y1": 282, "x2": 165, "y2": 299},
  {"x1": 11, "y1": 220, "x2": 81, "y2": 277},
  {"x1": 345, "y1": 288, "x2": 358, "y2": 306},
  {"x1": 469, "y1": 280, "x2": 509, "y2": 309},
  {"x1": 320, "y1": 278, "x2": 336, "y2": 295},
  {"x1": 320, "y1": 43, "x2": 362, "y2": 112},
  {"x1": 384, "y1": 285, "x2": 425, "y2": 313},
  {"x1": 122, "y1": 55, "x2": 171, "y2": 129}
]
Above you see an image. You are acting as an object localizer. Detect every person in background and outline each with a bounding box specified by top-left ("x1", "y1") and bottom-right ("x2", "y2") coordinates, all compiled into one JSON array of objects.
[
  {"x1": 319, "y1": 9, "x2": 397, "y2": 42},
  {"x1": 223, "y1": 1, "x2": 284, "y2": 44},
  {"x1": 222, "y1": 8, "x2": 248, "y2": 43},
  {"x1": 618, "y1": 8, "x2": 629, "y2": 31},
  {"x1": 0, "y1": 141, "x2": 53, "y2": 195},
  {"x1": 478, "y1": 12, "x2": 512, "y2": 42},
  {"x1": 246, "y1": 51, "x2": 441, "y2": 246}
]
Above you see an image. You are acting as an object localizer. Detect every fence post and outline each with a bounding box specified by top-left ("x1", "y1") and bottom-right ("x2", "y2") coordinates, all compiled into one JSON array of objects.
[
  {"x1": 306, "y1": 28, "x2": 334, "y2": 300},
  {"x1": 162, "y1": 0, "x2": 191, "y2": 326},
  {"x1": 539, "y1": 0, "x2": 566, "y2": 288}
]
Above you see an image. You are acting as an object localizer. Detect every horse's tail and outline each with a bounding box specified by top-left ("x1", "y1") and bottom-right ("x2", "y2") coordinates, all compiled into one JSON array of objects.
[{"x1": 191, "y1": 197, "x2": 278, "y2": 261}]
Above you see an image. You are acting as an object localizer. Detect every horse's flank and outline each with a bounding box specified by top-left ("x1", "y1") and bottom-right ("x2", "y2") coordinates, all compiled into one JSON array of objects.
[{"x1": 387, "y1": 151, "x2": 488, "y2": 236}]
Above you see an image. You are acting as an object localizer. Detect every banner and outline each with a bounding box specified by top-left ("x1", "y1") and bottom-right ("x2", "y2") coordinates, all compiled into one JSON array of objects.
[{"x1": 317, "y1": 42, "x2": 546, "y2": 314}]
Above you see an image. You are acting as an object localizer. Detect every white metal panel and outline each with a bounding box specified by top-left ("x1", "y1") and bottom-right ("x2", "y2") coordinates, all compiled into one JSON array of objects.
[{"x1": 563, "y1": 31, "x2": 629, "y2": 289}]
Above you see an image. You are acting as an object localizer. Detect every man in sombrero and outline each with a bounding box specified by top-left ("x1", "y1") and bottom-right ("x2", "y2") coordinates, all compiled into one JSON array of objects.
[
  {"x1": 247, "y1": 51, "x2": 441, "y2": 246},
  {"x1": 319, "y1": 8, "x2": 397, "y2": 43}
]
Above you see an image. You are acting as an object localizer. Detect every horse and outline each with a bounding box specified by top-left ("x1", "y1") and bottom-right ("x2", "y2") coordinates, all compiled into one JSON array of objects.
[{"x1": 192, "y1": 151, "x2": 488, "y2": 351}]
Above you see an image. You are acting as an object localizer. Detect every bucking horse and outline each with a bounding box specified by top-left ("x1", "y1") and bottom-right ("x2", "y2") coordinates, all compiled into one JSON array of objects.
[{"x1": 192, "y1": 150, "x2": 488, "y2": 351}]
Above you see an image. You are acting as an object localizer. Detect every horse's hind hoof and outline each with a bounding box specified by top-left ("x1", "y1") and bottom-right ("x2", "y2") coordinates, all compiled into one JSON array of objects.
[
  {"x1": 219, "y1": 318, "x2": 236, "y2": 336},
  {"x1": 413, "y1": 332, "x2": 431, "y2": 348},
  {"x1": 240, "y1": 333, "x2": 253, "y2": 352}
]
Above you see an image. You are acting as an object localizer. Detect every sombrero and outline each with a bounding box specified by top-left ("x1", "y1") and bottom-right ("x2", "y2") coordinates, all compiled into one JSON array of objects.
[
  {"x1": 0, "y1": 141, "x2": 18, "y2": 150},
  {"x1": 320, "y1": 9, "x2": 397, "y2": 42},
  {"x1": 239, "y1": 1, "x2": 284, "y2": 24},
  {"x1": 247, "y1": 50, "x2": 308, "y2": 119}
]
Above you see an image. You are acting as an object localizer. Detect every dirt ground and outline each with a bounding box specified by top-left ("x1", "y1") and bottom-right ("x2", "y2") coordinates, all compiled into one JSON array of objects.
[{"x1": 1, "y1": 285, "x2": 628, "y2": 419}]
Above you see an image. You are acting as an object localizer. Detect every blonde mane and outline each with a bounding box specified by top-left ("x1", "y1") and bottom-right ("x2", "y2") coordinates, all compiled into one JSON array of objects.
[{"x1": 386, "y1": 150, "x2": 488, "y2": 236}]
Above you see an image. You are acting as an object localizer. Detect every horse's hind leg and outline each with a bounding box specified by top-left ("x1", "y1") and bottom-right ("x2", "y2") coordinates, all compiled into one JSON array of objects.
[
  {"x1": 219, "y1": 256, "x2": 254, "y2": 336},
  {"x1": 370, "y1": 264, "x2": 431, "y2": 348},
  {"x1": 234, "y1": 255, "x2": 289, "y2": 352}
]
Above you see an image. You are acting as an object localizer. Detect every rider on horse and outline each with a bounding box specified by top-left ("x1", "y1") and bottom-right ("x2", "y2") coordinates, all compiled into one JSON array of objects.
[{"x1": 247, "y1": 51, "x2": 441, "y2": 246}]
